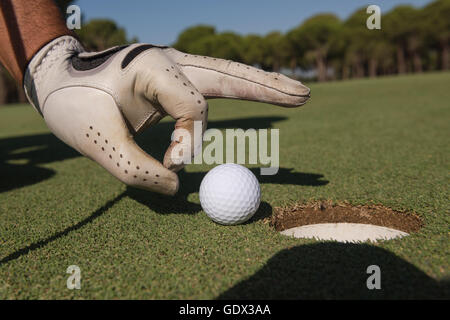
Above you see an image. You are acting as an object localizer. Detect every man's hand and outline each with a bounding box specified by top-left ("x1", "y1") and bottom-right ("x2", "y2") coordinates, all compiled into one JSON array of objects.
[{"x1": 24, "y1": 36, "x2": 310, "y2": 195}]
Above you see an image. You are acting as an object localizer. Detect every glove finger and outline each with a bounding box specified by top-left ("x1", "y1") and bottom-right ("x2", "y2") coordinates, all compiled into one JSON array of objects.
[
  {"x1": 43, "y1": 87, "x2": 179, "y2": 195},
  {"x1": 142, "y1": 53, "x2": 208, "y2": 171},
  {"x1": 164, "y1": 48, "x2": 310, "y2": 107},
  {"x1": 163, "y1": 116, "x2": 205, "y2": 172}
]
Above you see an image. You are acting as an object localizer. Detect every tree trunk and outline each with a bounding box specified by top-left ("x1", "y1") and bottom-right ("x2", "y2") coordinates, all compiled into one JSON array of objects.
[
  {"x1": 357, "y1": 63, "x2": 364, "y2": 78},
  {"x1": 316, "y1": 54, "x2": 327, "y2": 82},
  {"x1": 272, "y1": 59, "x2": 280, "y2": 73},
  {"x1": 290, "y1": 57, "x2": 296, "y2": 77},
  {"x1": 412, "y1": 52, "x2": 422, "y2": 73},
  {"x1": 396, "y1": 46, "x2": 406, "y2": 74},
  {"x1": 353, "y1": 58, "x2": 364, "y2": 78},
  {"x1": 442, "y1": 41, "x2": 449, "y2": 70},
  {"x1": 342, "y1": 64, "x2": 349, "y2": 80},
  {"x1": 368, "y1": 58, "x2": 378, "y2": 78}
]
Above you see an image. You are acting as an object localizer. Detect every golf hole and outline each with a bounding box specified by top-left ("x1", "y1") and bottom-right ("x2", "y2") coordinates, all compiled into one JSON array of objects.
[{"x1": 271, "y1": 201, "x2": 423, "y2": 243}]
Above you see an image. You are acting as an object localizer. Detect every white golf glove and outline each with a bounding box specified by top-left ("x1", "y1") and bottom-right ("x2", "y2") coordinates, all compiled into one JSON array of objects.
[{"x1": 24, "y1": 36, "x2": 310, "y2": 195}]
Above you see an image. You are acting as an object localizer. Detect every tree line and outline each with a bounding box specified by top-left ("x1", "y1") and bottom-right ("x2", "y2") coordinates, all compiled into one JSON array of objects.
[
  {"x1": 0, "y1": 0, "x2": 448, "y2": 104},
  {"x1": 173, "y1": 0, "x2": 449, "y2": 82}
]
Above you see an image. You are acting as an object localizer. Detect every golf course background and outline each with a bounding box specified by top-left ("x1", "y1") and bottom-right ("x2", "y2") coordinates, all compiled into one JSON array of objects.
[{"x1": 0, "y1": 72, "x2": 449, "y2": 299}]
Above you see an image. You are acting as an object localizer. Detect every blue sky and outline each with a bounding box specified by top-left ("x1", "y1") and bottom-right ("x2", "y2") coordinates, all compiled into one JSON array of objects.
[{"x1": 75, "y1": 0, "x2": 433, "y2": 45}]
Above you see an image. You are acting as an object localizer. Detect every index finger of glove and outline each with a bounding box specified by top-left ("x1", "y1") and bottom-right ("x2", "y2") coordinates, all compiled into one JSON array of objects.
[
  {"x1": 143, "y1": 54, "x2": 208, "y2": 171},
  {"x1": 164, "y1": 48, "x2": 310, "y2": 107}
]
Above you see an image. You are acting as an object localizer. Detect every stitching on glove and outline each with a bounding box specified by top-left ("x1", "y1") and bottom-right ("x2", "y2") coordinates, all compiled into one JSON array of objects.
[
  {"x1": 179, "y1": 64, "x2": 310, "y2": 97},
  {"x1": 201, "y1": 93, "x2": 308, "y2": 107},
  {"x1": 42, "y1": 83, "x2": 120, "y2": 115}
]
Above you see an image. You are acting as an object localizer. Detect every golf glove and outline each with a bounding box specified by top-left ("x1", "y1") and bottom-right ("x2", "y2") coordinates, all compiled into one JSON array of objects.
[{"x1": 24, "y1": 36, "x2": 310, "y2": 195}]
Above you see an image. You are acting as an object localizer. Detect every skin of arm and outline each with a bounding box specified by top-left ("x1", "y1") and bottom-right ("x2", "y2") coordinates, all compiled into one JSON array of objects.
[{"x1": 0, "y1": 0, "x2": 72, "y2": 84}]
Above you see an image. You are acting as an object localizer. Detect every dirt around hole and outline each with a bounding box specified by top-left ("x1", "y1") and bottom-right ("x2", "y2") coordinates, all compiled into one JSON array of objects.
[{"x1": 270, "y1": 200, "x2": 423, "y2": 234}]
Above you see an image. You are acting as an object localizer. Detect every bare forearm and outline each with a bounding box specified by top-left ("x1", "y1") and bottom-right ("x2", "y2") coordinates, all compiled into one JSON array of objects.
[{"x1": 0, "y1": 0, "x2": 72, "y2": 83}]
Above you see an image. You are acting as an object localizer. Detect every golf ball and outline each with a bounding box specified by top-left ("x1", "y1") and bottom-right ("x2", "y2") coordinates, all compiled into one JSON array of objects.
[{"x1": 199, "y1": 164, "x2": 261, "y2": 225}]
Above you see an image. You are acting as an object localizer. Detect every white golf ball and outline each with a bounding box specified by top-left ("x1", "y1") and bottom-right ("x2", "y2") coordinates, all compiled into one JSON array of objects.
[{"x1": 199, "y1": 164, "x2": 261, "y2": 225}]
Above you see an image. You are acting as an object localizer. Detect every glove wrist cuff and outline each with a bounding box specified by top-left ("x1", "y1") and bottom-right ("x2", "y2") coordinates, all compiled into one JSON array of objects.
[{"x1": 24, "y1": 36, "x2": 84, "y2": 115}]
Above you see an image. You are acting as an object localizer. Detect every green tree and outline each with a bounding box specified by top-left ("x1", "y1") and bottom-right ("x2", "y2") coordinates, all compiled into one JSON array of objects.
[
  {"x1": 343, "y1": 8, "x2": 393, "y2": 78},
  {"x1": 285, "y1": 29, "x2": 303, "y2": 75},
  {"x1": 261, "y1": 31, "x2": 290, "y2": 72},
  {"x1": 187, "y1": 32, "x2": 244, "y2": 61},
  {"x1": 383, "y1": 5, "x2": 425, "y2": 74},
  {"x1": 344, "y1": 9, "x2": 370, "y2": 78},
  {"x1": 173, "y1": 25, "x2": 216, "y2": 53},
  {"x1": 290, "y1": 14, "x2": 341, "y2": 81},
  {"x1": 76, "y1": 19, "x2": 137, "y2": 51},
  {"x1": 326, "y1": 25, "x2": 348, "y2": 79},
  {"x1": 241, "y1": 34, "x2": 265, "y2": 67},
  {"x1": 422, "y1": 0, "x2": 450, "y2": 70}
]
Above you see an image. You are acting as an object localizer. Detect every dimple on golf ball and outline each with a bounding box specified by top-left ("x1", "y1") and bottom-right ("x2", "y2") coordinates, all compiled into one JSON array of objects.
[{"x1": 199, "y1": 164, "x2": 261, "y2": 225}]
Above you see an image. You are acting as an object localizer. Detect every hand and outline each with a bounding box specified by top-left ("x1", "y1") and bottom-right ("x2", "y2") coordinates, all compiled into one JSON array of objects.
[{"x1": 24, "y1": 36, "x2": 310, "y2": 195}]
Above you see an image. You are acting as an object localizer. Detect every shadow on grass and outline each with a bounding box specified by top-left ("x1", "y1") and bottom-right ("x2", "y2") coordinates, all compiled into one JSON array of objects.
[
  {"x1": 176, "y1": 167, "x2": 328, "y2": 195},
  {"x1": 0, "y1": 162, "x2": 55, "y2": 192},
  {"x1": 218, "y1": 243, "x2": 450, "y2": 299},
  {"x1": 126, "y1": 167, "x2": 327, "y2": 215},
  {"x1": 245, "y1": 201, "x2": 273, "y2": 224},
  {"x1": 126, "y1": 187, "x2": 202, "y2": 215},
  {"x1": 126, "y1": 184, "x2": 273, "y2": 223},
  {"x1": 134, "y1": 116, "x2": 289, "y2": 162},
  {"x1": 0, "y1": 133, "x2": 78, "y2": 193},
  {"x1": 0, "y1": 192, "x2": 126, "y2": 266},
  {"x1": 0, "y1": 116, "x2": 290, "y2": 194}
]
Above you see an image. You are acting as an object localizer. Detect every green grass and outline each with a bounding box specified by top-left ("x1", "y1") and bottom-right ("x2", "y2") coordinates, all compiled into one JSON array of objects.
[{"x1": 0, "y1": 72, "x2": 449, "y2": 299}]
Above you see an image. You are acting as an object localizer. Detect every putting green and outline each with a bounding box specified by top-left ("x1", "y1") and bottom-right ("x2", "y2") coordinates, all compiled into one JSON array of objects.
[{"x1": 0, "y1": 72, "x2": 449, "y2": 299}]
